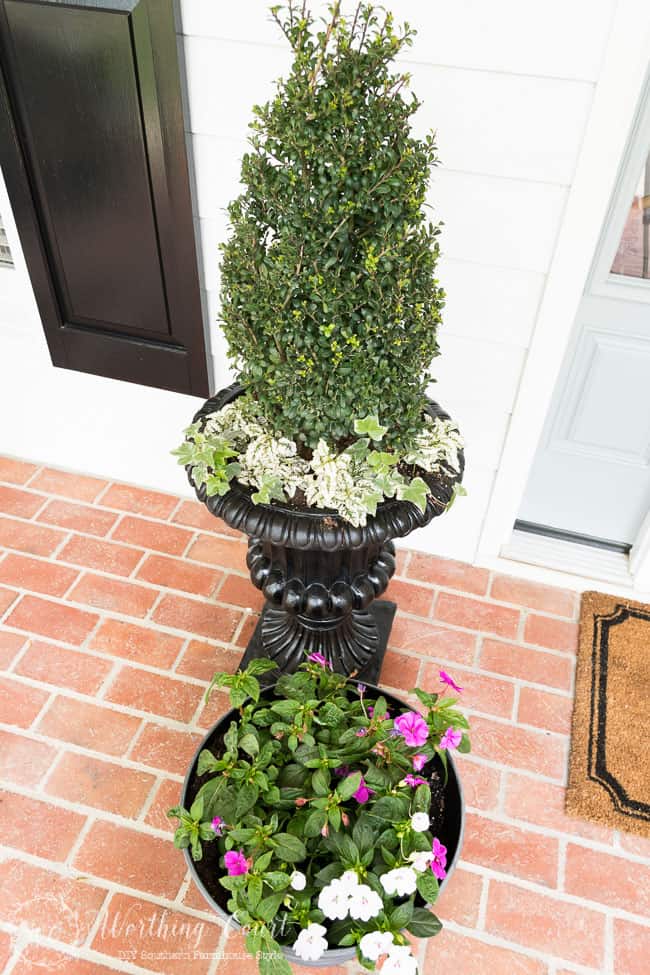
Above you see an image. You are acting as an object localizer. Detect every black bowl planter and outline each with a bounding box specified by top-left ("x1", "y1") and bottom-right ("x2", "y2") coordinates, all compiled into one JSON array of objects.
[
  {"x1": 181, "y1": 681, "x2": 465, "y2": 968},
  {"x1": 189, "y1": 384, "x2": 464, "y2": 682}
]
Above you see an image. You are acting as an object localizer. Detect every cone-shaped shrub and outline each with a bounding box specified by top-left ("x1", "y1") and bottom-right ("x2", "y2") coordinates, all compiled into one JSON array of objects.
[{"x1": 219, "y1": 1, "x2": 443, "y2": 451}]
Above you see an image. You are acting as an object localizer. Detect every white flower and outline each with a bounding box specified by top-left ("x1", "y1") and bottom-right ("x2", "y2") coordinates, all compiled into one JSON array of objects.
[
  {"x1": 382, "y1": 945, "x2": 418, "y2": 975},
  {"x1": 318, "y1": 878, "x2": 351, "y2": 920},
  {"x1": 292, "y1": 922, "x2": 328, "y2": 962},
  {"x1": 408, "y1": 850, "x2": 434, "y2": 873},
  {"x1": 380, "y1": 866, "x2": 418, "y2": 897},
  {"x1": 410, "y1": 812, "x2": 430, "y2": 833},
  {"x1": 348, "y1": 884, "x2": 383, "y2": 921},
  {"x1": 359, "y1": 930, "x2": 395, "y2": 961},
  {"x1": 290, "y1": 870, "x2": 307, "y2": 891},
  {"x1": 339, "y1": 870, "x2": 360, "y2": 893}
]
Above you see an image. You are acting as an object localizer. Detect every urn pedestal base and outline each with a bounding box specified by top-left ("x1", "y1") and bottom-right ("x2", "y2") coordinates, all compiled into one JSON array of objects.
[{"x1": 239, "y1": 599, "x2": 397, "y2": 685}]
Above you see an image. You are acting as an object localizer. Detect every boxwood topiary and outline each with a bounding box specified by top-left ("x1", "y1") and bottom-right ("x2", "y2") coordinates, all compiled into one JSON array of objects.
[
  {"x1": 219, "y1": 1, "x2": 444, "y2": 451},
  {"x1": 174, "y1": 2, "x2": 465, "y2": 526}
]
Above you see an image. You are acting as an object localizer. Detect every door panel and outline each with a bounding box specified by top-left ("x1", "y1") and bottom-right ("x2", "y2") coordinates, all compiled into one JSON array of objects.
[
  {"x1": 519, "y1": 298, "x2": 650, "y2": 544},
  {"x1": 519, "y1": 100, "x2": 650, "y2": 547},
  {"x1": 0, "y1": 0, "x2": 208, "y2": 395}
]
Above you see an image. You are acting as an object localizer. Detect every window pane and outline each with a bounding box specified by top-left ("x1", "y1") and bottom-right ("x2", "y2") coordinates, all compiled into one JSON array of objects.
[{"x1": 610, "y1": 150, "x2": 650, "y2": 279}]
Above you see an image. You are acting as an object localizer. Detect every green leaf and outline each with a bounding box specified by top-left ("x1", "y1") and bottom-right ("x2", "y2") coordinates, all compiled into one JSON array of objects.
[
  {"x1": 336, "y1": 770, "x2": 362, "y2": 801},
  {"x1": 413, "y1": 783, "x2": 431, "y2": 813},
  {"x1": 240, "y1": 675, "x2": 261, "y2": 702},
  {"x1": 229, "y1": 686, "x2": 249, "y2": 709},
  {"x1": 371, "y1": 795, "x2": 409, "y2": 820},
  {"x1": 239, "y1": 732, "x2": 260, "y2": 757},
  {"x1": 312, "y1": 768, "x2": 330, "y2": 797},
  {"x1": 246, "y1": 928, "x2": 263, "y2": 957},
  {"x1": 224, "y1": 721, "x2": 238, "y2": 754},
  {"x1": 354, "y1": 414, "x2": 388, "y2": 441},
  {"x1": 256, "y1": 892, "x2": 285, "y2": 923},
  {"x1": 248, "y1": 874, "x2": 263, "y2": 909},
  {"x1": 315, "y1": 862, "x2": 344, "y2": 887},
  {"x1": 271, "y1": 833, "x2": 306, "y2": 862},
  {"x1": 352, "y1": 819, "x2": 375, "y2": 855},
  {"x1": 398, "y1": 476, "x2": 430, "y2": 513},
  {"x1": 304, "y1": 809, "x2": 328, "y2": 837},
  {"x1": 416, "y1": 870, "x2": 440, "y2": 905},
  {"x1": 390, "y1": 897, "x2": 414, "y2": 929},
  {"x1": 407, "y1": 908, "x2": 443, "y2": 938},
  {"x1": 235, "y1": 782, "x2": 259, "y2": 818},
  {"x1": 258, "y1": 936, "x2": 293, "y2": 975},
  {"x1": 189, "y1": 796, "x2": 204, "y2": 822},
  {"x1": 173, "y1": 827, "x2": 190, "y2": 850},
  {"x1": 197, "y1": 749, "x2": 222, "y2": 775},
  {"x1": 412, "y1": 688, "x2": 438, "y2": 709},
  {"x1": 271, "y1": 699, "x2": 301, "y2": 720},
  {"x1": 264, "y1": 870, "x2": 291, "y2": 890},
  {"x1": 247, "y1": 659, "x2": 279, "y2": 677},
  {"x1": 457, "y1": 732, "x2": 471, "y2": 753}
]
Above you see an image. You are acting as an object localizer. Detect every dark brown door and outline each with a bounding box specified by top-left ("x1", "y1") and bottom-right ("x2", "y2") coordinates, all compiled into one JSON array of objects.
[{"x1": 0, "y1": 0, "x2": 209, "y2": 396}]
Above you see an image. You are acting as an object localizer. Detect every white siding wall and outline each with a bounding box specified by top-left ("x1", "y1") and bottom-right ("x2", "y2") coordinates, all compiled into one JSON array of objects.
[
  {"x1": 0, "y1": 0, "x2": 617, "y2": 563},
  {"x1": 178, "y1": 0, "x2": 614, "y2": 561}
]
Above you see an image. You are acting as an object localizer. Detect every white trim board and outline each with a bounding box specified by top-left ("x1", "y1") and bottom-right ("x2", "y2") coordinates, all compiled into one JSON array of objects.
[{"x1": 477, "y1": 0, "x2": 650, "y2": 585}]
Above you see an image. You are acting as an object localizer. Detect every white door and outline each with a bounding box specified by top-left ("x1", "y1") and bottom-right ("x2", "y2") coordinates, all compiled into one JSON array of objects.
[{"x1": 518, "y1": 92, "x2": 650, "y2": 548}]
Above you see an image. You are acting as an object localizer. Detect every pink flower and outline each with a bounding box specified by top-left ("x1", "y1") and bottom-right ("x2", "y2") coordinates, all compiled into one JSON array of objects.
[
  {"x1": 440, "y1": 727, "x2": 462, "y2": 750},
  {"x1": 308, "y1": 652, "x2": 332, "y2": 669},
  {"x1": 412, "y1": 753, "x2": 427, "y2": 772},
  {"x1": 403, "y1": 774, "x2": 427, "y2": 787},
  {"x1": 355, "y1": 728, "x2": 368, "y2": 737},
  {"x1": 352, "y1": 776, "x2": 374, "y2": 804},
  {"x1": 430, "y1": 837, "x2": 447, "y2": 880},
  {"x1": 393, "y1": 711, "x2": 429, "y2": 747},
  {"x1": 224, "y1": 850, "x2": 249, "y2": 876},
  {"x1": 211, "y1": 815, "x2": 224, "y2": 836},
  {"x1": 439, "y1": 669, "x2": 463, "y2": 694}
]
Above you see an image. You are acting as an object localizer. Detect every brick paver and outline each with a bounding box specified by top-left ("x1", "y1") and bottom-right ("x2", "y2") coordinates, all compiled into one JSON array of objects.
[{"x1": 0, "y1": 454, "x2": 647, "y2": 975}]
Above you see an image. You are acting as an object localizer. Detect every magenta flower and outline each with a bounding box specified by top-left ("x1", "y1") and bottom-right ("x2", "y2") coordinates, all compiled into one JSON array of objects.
[
  {"x1": 440, "y1": 727, "x2": 462, "y2": 750},
  {"x1": 334, "y1": 765, "x2": 350, "y2": 778},
  {"x1": 355, "y1": 727, "x2": 368, "y2": 737},
  {"x1": 211, "y1": 815, "x2": 224, "y2": 837},
  {"x1": 393, "y1": 711, "x2": 429, "y2": 747},
  {"x1": 439, "y1": 669, "x2": 463, "y2": 694},
  {"x1": 430, "y1": 837, "x2": 447, "y2": 880},
  {"x1": 224, "y1": 850, "x2": 249, "y2": 876},
  {"x1": 403, "y1": 774, "x2": 427, "y2": 787},
  {"x1": 412, "y1": 753, "x2": 427, "y2": 772},
  {"x1": 352, "y1": 776, "x2": 374, "y2": 804},
  {"x1": 308, "y1": 651, "x2": 333, "y2": 670}
]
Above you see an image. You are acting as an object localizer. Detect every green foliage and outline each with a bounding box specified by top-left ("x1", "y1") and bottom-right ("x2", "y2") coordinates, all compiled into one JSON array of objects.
[
  {"x1": 170, "y1": 653, "x2": 471, "y2": 973},
  {"x1": 219, "y1": 2, "x2": 444, "y2": 450}
]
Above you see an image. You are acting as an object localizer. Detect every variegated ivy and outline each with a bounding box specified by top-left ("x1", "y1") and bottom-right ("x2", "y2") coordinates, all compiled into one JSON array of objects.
[{"x1": 172, "y1": 394, "x2": 464, "y2": 527}]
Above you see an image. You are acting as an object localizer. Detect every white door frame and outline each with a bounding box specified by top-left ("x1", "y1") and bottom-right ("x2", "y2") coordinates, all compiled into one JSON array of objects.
[{"x1": 477, "y1": 0, "x2": 650, "y2": 592}]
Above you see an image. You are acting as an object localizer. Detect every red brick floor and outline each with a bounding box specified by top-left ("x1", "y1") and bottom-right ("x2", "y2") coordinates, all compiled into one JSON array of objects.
[{"x1": 0, "y1": 455, "x2": 647, "y2": 975}]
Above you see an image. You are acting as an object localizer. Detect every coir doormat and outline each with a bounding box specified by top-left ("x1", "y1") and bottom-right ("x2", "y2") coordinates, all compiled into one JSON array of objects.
[{"x1": 566, "y1": 591, "x2": 650, "y2": 837}]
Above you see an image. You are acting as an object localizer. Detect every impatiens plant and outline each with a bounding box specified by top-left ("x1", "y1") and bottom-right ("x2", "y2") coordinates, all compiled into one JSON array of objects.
[
  {"x1": 168, "y1": 656, "x2": 470, "y2": 973},
  {"x1": 173, "y1": 1, "x2": 466, "y2": 527}
]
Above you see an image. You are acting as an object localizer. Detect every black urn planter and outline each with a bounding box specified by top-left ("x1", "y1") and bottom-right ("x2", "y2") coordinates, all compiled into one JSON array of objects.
[
  {"x1": 189, "y1": 384, "x2": 464, "y2": 682},
  {"x1": 181, "y1": 681, "x2": 466, "y2": 968}
]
